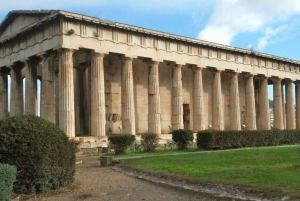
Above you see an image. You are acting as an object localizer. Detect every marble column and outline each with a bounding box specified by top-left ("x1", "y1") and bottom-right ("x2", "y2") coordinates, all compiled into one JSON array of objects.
[
  {"x1": 273, "y1": 77, "x2": 284, "y2": 129},
  {"x1": 10, "y1": 64, "x2": 24, "y2": 116},
  {"x1": 54, "y1": 58, "x2": 60, "y2": 126},
  {"x1": 58, "y1": 49, "x2": 75, "y2": 137},
  {"x1": 212, "y1": 70, "x2": 224, "y2": 130},
  {"x1": 41, "y1": 55, "x2": 55, "y2": 123},
  {"x1": 148, "y1": 61, "x2": 161, "y2": 134},
  {"x1": 259, "y1": 76, "x2": 270, "y2": 130},
  {"x1": 24, "y1": 59, "x2": 38, "y2": 115},
  {"x1": 84, "y1": 64, "x2": 91, "y2": 134},
  {"x1": 122, "y1": 57, "x2": 136, "y2": 134},
  {"x1": 229, "y1": 72, "x2": 241, "y2": 130},
  {"x1": 91, "y1": 52, "x2": 106, "y2": 136},
  {"x1": 296, "y1": 82, "x2": 300, "y2": 129},
  {"x1": 193, "y1": 66, "x2": 204, "y2": 132},
  {"x1": 281, "y1": 83, "x2": 286, "y2": 129},
  {"x1": 285, "y1": 79, "x2": 295, "y2": 129},
  {"x1": 245, "y1": 74, "x2": 256, "y2": 130},
  {"x1": 172, "y1": 64, "x2": 183, "y2": 130},
  {"x1": 0, "y1": 67, "x2": 10, "y2": 119}
]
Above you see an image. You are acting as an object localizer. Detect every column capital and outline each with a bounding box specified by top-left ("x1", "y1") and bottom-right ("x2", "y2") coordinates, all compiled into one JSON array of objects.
[
  {"x1": 283, "y1": 78, "x2": 293, "y2": 84},
  {"x1": 151, "y1": 60, "x2": 160, "y2": 65},
  {"x1": 190, "y1": 65, "x2": 204, "y2": 71},
  {"x1": 57, "y1": 48, "x2": 75, "y2": 54},
  {"x1": 243, "y1": 72, "x2": 255, "y2": 79},
  {"x1": 0, "y1": 67, "x2": 10, "y2": 74},
  {"x1": 270, "y1": 76, "x2": 282, "y2": 83},
  {"x1": 91, "y1": 51, "x2": 105, "y2": 58}
]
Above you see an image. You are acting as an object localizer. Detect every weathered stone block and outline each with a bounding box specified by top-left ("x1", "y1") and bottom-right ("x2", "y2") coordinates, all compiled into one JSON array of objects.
[{"x1": 100, "y1": 156, "x2": 112, "y2": 166}]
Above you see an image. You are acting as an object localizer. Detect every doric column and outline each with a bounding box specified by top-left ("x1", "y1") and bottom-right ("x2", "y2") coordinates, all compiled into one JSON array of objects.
[
  {"x1": 272, "y1": 77, "x2": 284, "y2": 129},
  {"x1": 24, "y1": 59, "x2": 38, "y2": 115},
  {"x1": 245, "y1": 74, "x2": 256, "y2": 130},
  {"x1": 10, "y1": 64, "x2": 24, "y2": 116},
  {"x1": 0, "y1": 67, "x2": 10, "y2": 119},
  {"x1": 41, "y1": 55, "x2": 56, "y2": 123},
  {"x1": 84, "y1": 65, "x2": 91, "y2": 134},
  {"x1": 229, "y1": 71, "x2": 241, "y2": 130},
  {"x1": 148, "y1": 61, "x2": 161, "y2": 134},
  {"x1": 58, "y1": 49, "x2": 75, "y2": 137},
  {"x1": 122, "y1": 57, "x2": 136, "y2": 134},
  {"x1": 91, "y1": 52, "x2": 106, "y2": 136},
  {"x1": 258, "y1": 76, "x2": 270, "y2": 130},
  {"x1": 212, "y1": 70, "x2": 224, "y2": 130},
  {"x1": 193, "y1": 66, "x2": 204, "y2": 132},
  {"x1": 296, "y1": 81, "x2": 300, "y2": 129},
  {"x1": 285, "y1": 79, "x2": 295, "y2": 129},
  {"x1": 282, "y1": 83, "x2": 286, "y2": 129},
  {"x1": 172, "y1": 64, "x2": 183, "y2": 130}
]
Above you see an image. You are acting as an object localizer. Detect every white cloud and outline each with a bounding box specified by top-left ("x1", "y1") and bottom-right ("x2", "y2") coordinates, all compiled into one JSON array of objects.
[
  {"x1": 198, "y1": 0, "x2": 300, "y2": 46},
  {"x1": 256, "y1": 25, "x2": 287, "y2": 50}
]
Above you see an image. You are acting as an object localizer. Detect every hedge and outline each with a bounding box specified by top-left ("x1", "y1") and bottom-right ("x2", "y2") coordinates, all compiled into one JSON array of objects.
[
  {"x1": 197, "y1": 130, "x2": 300, "y2": 150},
  {"x1": 108, "y1": 134, "x2": 135, "y2": 154},
  {"x1": 0, "y1": 114, "x2": 75, "y2": 194},
  {"x1": 172, "y1": 129, "x2": 194, "y2": 149},
  {"x1": 0, "y1": 163, "x2": 17, "y2": 201}
]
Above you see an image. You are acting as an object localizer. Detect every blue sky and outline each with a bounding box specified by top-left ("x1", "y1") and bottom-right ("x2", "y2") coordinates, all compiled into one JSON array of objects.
[{"x1": 1, "y1": 0, "x2": 300, "y2": 100}]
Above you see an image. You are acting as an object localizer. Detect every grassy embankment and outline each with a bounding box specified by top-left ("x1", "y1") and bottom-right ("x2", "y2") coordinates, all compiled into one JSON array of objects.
[{"x1": 121, "y1": 145, "x2": 300, "y2": 198}]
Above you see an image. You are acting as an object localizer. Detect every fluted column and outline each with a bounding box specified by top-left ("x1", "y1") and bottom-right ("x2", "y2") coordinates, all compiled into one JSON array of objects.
[
  {"x1": 41, "y1": 55, "x2": 56, "y2": 123},
  {"x1": 245, "y1": 74, "x2": 256, "y2": 130},
  {"x1": 58, "y1": 49, "x2": 75, "y2": 137},
  {"x1": 193, "y1": 66, "x2": 204, "y2": 132},
  {"x1": 230, "y1": 72, "x2": 241, "y2": 130},
  {"x1": 172, "y1": 64, "x2": 183, "y2": 130},
  {"x1": 24, "y1": 59, "x2": 38, "y2": 115},
  {"x1": 296, "y1": 82, "x2": 300, "y2": 129},
  {"x1": 285, "y1": 79, "x2": 295, "y2": 129},
  {"x1": 122, "y1": 57, "x2": 136, "y2": 134},
  {"x1": 212, "y1": 70, "x2": 224, "y2": 130},
  {"x1": 10, "y1": 64, "x2": 24, "y2": 116},
  {"x1": 259, "y1": 76, "x2": 270, "y2": 130},
  {"x1": 282, "y1": 83, "x2": 286, "y2": 129},
  {"x1": 273, "y1": 77, "x2": 284, "y2": 129},
  {"x1": 148, "y1": 61, "x2": 161, "y2": 134},
  {"x1": 0, "y1": 67, "x2": 10, "y2": 119},
  {"x1": 91, "y1": 52, "x2": 106, "y2": 136},
  {"x1": 84, "y1": 65, "x2": 91, "y2": 134}
]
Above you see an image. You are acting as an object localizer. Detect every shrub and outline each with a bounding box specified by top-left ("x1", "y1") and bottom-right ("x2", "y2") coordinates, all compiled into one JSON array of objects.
[
  {"x1": 141, "y1": 133, "x2": 159, "y2": 152},
  {"x1": 0, "y1": 114, "x2": 75, "y2": 194},
  {"x1": 197, "y1": 130, "x2": 300, "y2": 150},
  {"x1": 0, "y1": 164, "x2": 17, "y2": 201},
  {"x1": 108, "y1": 134, "x2": 135, "y2": 154},
  {"x1": 172, "y1": 129, "x2": 194, "y2": 149}
]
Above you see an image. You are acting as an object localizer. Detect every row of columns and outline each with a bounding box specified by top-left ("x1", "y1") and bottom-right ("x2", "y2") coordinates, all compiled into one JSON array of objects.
[{"x1": 1, "y1": 49, "x2": 300, "y2": 137}]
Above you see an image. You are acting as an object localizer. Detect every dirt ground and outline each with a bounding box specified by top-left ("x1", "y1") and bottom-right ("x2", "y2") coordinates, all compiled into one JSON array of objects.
[{"x1": 25, "y1": 155, "x2": 222, "y2": 201}]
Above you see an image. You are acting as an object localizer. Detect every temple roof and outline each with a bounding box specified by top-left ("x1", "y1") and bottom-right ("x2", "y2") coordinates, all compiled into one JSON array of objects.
[{"x1": 0, "y1": 10, "x2": 299, "y2": 64}]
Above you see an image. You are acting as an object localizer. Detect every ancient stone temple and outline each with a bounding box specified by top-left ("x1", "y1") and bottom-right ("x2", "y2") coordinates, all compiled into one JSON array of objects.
[{"x1": 0, "y1": 10, "x2": 300, "y2": 138}]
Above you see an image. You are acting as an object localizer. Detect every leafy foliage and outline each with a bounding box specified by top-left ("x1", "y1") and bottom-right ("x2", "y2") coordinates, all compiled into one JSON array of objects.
[
  {"x1": 172, "y1": 129, "x2": 194, "y2": 149},
  {"x1": 0, "y1": 163, "x2": 17, "y2": 201},
  {"x1": 141, "y1": 133, "x2": 159, "y2": 152},
  {"x1": 108, "y1": 134, "x2": 135, "y2": 154},
  {"x1": 197, "y1": 130, "x2": 300, "y2": 150},
  {"x1": 0, "y1": 114, "x2": 75, "y2": 194}
]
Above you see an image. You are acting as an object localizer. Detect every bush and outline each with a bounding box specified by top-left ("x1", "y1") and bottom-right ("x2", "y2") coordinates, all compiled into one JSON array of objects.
[
  {"x1": 141, "y1": 133, "x2": 159, "y2": 152},
  {"x1": 108, "y1": 134, "x2": 135, "y2": 154},
  {"x1": 0, "y1": 164, "x2": 17, "y2": 201},
  {"x1": 0, "y1": 114, "x2": 75, "y2": 194},
  {"x1": 172, "y1": 129, "x2": 194, "y2": 149},
  {"x1": 197, "y1": 130, "x2": 300, "y2": 150}
]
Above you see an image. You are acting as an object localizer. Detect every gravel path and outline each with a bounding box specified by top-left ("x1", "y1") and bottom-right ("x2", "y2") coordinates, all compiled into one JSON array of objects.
[{"x1": 36, "y1": 156, "x2": 222, "y2": 201}]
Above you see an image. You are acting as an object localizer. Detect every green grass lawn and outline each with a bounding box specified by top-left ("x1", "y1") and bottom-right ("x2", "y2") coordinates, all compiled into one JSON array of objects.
[
  {"x1": 122, "y1": 145, "x2": 300, "y2": 198},
  {"x1": 105, "y1": 147, "x2": 203, "y2": 158}
]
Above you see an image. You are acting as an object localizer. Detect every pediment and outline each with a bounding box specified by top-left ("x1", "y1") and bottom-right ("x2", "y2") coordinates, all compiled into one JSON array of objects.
[{"x1": 0, "y1": 11, "x2": 58, "y2": 40}]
